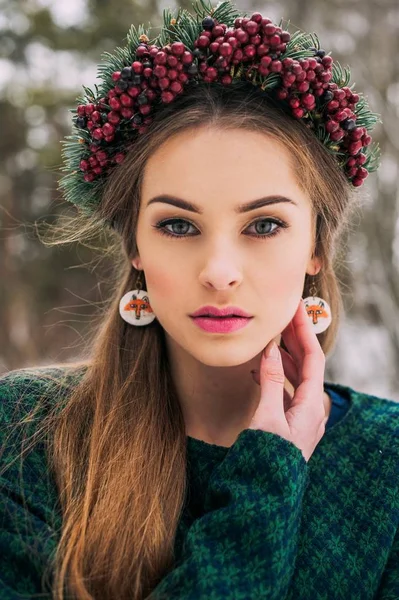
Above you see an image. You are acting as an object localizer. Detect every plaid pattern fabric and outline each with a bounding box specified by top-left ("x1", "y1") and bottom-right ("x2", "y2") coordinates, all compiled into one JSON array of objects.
[{"x1": 0, "y1": 367, "x2": 398, "y2": 599}]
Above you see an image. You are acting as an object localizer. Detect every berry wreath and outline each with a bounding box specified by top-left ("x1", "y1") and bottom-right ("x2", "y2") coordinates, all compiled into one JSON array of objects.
[{"x1": 59, "y1": 0, "x2": 382, "y2": 221}]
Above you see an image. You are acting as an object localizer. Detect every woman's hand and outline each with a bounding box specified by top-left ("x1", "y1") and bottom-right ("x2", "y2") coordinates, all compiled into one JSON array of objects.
[{"x1": 249, "y1": 298, "x2": 327, "y2": 463}]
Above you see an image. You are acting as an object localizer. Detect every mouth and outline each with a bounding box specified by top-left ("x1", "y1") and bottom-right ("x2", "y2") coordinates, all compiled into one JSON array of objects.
[{"x1": 190, "y1": 315, "x2": 253, "y2": 334}]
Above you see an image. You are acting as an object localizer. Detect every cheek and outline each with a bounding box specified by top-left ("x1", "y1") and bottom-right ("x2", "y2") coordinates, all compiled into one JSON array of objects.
[{"x1": 144, "y1": 264, "x2": 180, "y2": 303}]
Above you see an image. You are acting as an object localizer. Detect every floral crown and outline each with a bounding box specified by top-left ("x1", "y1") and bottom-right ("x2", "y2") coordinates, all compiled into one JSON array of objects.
[{"x1": 59, "y1": 0, "x2": 382, "y2": 219}]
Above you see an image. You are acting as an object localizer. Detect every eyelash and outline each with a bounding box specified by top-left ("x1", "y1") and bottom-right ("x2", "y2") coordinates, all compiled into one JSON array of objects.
[{"x1": 153, "y1": 217, "x2": 289, "y2": 240}]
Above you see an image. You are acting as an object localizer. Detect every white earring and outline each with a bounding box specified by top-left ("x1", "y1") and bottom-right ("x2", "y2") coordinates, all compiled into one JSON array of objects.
[
  {"x1": 303, "y1": 277, "x2": 332, "y2": 334},
  {"x1": 119, "y1": 271, "x2": 156, "y2": 326}
]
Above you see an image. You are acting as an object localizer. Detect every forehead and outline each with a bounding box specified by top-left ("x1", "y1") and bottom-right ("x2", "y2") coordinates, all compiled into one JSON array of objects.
[{"x1": 142, "y1": 127, "x2": 309, "y2": 209}]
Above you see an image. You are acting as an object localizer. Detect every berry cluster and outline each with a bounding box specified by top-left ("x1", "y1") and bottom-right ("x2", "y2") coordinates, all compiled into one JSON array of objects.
[{"x1": 74, "y1": 11, "x2": 376, "y2": 188}]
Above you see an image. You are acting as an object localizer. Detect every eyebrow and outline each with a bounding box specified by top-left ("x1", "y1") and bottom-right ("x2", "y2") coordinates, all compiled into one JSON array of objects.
[{"x1": 145, "y1": 194, "x2": 298, "y2": 214}]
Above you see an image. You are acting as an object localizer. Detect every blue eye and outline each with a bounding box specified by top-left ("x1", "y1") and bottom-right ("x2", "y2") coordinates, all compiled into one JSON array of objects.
[{"x1": 152, "y1": 217, "x2": 289, "y2": 240}]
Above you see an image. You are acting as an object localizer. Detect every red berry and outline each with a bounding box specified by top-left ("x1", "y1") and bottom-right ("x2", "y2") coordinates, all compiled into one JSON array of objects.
[
  {"x1": 112, "y1": 71, "x2": 121, "y2": 81},
  {"x1": 219, "y1": 42, "x2": 233, "y2": 57},
  {"x1": 93, "y1": 166, "x2": 102, "y2": 175},
  {"x1": 84, "y1": 172, "x2": 95, "y2": 182},
  {"x1": 107, "y1": 111, "x2": 121, "y2": 125},
  {"x1": 243, "y1": 44, "x2": 256, "y2": 58},
  {"x1": 158, "y1": 77, "x2": 170, "y2": 90},
  {"x1": 357, "y1": 167, "x2": 368, "y2": 179},
  {"x1": 77, "y1": 105, "x2": 86, "y2": 116},
  {"x1": 109, "y1": 97, "x2": 121, "y2": 110},
  {"x1": 210, "y1": 42, "x2": 220, "y2": 53},
  {"x1": 92, "y1": 128, "x2": 104, "y2": 140},
  {"x1": 121, "y1": 108, "x2": 133, "y2": 119},
  {"x1": 198, "y1": 35, "x2": 210, "y2": 48},
  {"x1": 292, "y1": 107, "x2": 305, "y2": 119},
  {"x1": 264, "y1": 23, "x2": 276, "y2": 35},
  {"x1": 154, "y1": 65, "x2": 167, "y2": 78},
  {"x1": 96, "y1": 150, "x2": 107, "y2": 161},
  {"x1": 161, "y1": 91, "x2": 174, "y2": 103},
  {"x1": 167, "y1": 55, "x2": 178, "y2": 67},
  {"x1": 88, "y1": 156, "x2": 98, "y2": 167},
  {"x1": 114, "y1": 152, "x2": 125, "y2": 164},
  {"x1": 352, "y1": 177, "x2": 364, "y2": 187},
  {"x1": 139, "y1": 104, "x2": 151, "y2": 115},
  {"x1": 326, "y1": 100, "x2": 340, "y2": 111},
  {"x1": 85, "y1": 104, "x2": 94, "y2": 115},
  {"x1": 326, "y1": 120, "x2": 339, "y2": 133},
  {"x1": 169, "y1": 81, "x2": 183, "y2": 94},
  {"x1": 281, "y1": 31, "x2": 291, "y2": 43},
  {"x1": 91, "y1": 111, "x2": 101, "y2": 123},
  {"x1": 362, "y1": 134, "x2": 372, "y2": 146},
  {"x1": 120, "y1": 94, "x2": 133, "y2": 107},
  {"x1": 235, "y1": 29, "x2": 249, "y2": 44},
  {"x1": 102, "y1": 123, "x2": 115, "y2": 137},
  {"x1": 79, "y1": 159, "x2": 89, "y2": 171},
  {"x1": 220, "y1": 74, "x2": 232, "y2": 84},
  {"x1": 348, "y1": 141, "x2": 363, "y2": 155},
  {"x1": 171, "y1": 42, "x2": 185, "y2": 56},
  {"x1": 260, "y1": 55, "x2": 272, "y2": 67},
  {"x1": 351, "y1": 128, "x2": 364, "y2": 141},
  {"x1": 270, "y1": 60, "x2": 282, "y2": 72},
  {"x1": 212, "y1": 25, "x2": 225, "y2": 37},
  {"x1": 132, "y1": 61, "x2": 143, "y2": 74},
  {"x1": 276, "y1": 89, "x2": 288, "y2": 100},
  {"x1": 322, "y1": 56, "x2": 333, "y2": 68},
  {"x1": 330, "y1": 129, "x2": 345, "y2": 141},
  {"x1": 245, "y1": 20, "x2": 259, "y2": 35},
  {"x1": 250, "y1": 12, "x2": 263, "y2": 24},
  {"x1": 289, "y1": 97, "x2": 300, "y2": 108},
  {"x1": 269, "y1": 34, "x2": 281, "y2": 46},
  {"x1": 249, "y1": 34, "x2": 261, "y2": 46},
  {"x1": 154, "y1": 51, "x2": 167, "y2": 65},
  {"x1": 297, "y1": 81, "x2": 310, "y2": 93},
  {"x1": 301, "y1": 93, "x2": 315, "y2": 108},
  {"x1": 182, "y1": 51, "x2": 193, "y2": 65},
  {"x1": 357, "y1": 153, "x2": 367, "y2": 165},
  {"x1": 127, "y1": 86, "x2": 140, "y2": 98},
  {"x1": 347, "y1": 167, "x2": 358, "y2": 178},
  {"x1": 257, "y1": 43, "x2": 270, "y2": 56}
]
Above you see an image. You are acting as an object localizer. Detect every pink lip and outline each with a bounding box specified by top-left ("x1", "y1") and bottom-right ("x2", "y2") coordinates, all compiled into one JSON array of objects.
[
  {"x1": 190, "y1": 305, "x2": 253, "y2": 318},
  {"x1": 190, "y1": 316, "x2": 253, "y2": 333}
]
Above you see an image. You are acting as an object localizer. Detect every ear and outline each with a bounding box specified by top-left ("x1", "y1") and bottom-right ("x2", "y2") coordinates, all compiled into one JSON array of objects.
[
  {"x1": 131, "y1": 256, "x2": 142, "y2": 271},
  {"x1": 306, "y1": 256, "x2": 322, "y2": 277}
]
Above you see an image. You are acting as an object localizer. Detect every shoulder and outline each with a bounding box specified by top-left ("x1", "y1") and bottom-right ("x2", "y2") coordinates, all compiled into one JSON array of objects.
[
  {"x1": 0, "y1": 363, "x2": 89, "y2": 479},
  {"x1": 326, "y1": 380, "x2": 399, "y2": 452},
  {"x1": 0, "y1": 362, "x2": 89, "y2": 425}
]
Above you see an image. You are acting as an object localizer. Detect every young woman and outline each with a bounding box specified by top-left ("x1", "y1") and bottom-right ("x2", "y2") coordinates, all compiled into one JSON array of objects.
[{"x1": 1, "y1": 2, "x2": 398, "y2": 599}]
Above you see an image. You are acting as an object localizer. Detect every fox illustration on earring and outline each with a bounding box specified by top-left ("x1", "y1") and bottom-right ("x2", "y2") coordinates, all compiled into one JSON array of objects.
[
  {"x1": 303, "y1": 276, "x2": 332, "y2": 334},
  {"x1": 119, "y1": 271, "x2": 156, "y2": 326}
]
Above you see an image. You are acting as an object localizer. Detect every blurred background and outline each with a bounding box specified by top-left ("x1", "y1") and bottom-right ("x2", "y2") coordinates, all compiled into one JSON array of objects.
[{"x1": 0, "y1": 0, "x2": 398, "y2": 400}]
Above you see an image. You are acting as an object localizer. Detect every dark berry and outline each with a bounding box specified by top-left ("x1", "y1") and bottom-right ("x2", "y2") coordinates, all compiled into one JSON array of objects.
[
  {"x1": 202, "y1": 16, "x2": 215, "y2": 30},
  {"x1": 76, "y1": 116, "x2": 87, "y2": 128},
  {"x1": 341, "y1": 118, "x2": 356, "y2": 132},
  {"x1": 121, "y1": 67, "x2": 132, "y2": 79}
]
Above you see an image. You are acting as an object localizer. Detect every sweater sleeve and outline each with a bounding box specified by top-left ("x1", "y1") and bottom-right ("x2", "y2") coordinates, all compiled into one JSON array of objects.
[
  {"x1": 0, "y1": 370, "x2": 63, "y2": 599},
  {"x1": 150, "y1": 428, "x2": 309, "y2": 600},
  {"x1": 375, "y1": 526, "x2": 399, "y2": 599}
]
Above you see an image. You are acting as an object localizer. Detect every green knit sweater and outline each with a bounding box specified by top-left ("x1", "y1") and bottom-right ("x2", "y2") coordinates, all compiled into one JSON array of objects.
[{"x1": 0, "y1": 366, "x2": 398, "y2": 599}]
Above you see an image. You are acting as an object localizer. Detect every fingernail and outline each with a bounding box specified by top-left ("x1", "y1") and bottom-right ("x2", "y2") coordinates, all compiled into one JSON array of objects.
[{"x1": 265, "y1": 341, "x2": 279, "y2": 359}]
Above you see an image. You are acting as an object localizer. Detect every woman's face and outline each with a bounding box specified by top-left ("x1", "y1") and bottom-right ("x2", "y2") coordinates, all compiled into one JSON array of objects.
[{"x1": 132, "y1": 126, "x2": 320, "y2": 367}]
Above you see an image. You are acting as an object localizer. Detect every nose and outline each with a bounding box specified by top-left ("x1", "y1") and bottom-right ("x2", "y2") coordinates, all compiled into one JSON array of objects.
[{"x1": 198, "y1": 243, "x2": 243, "y2": 290}]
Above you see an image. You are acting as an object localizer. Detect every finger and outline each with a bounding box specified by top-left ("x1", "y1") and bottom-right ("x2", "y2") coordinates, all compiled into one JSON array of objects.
[
  {"x1": 288, "y1": 302, "x2": 326, "y2": 413},
  {"x1": 257, "y1": 341, "x2": 286, "y2": 421},
  {"x1": 279, "y1": 346, "x2": 300, "y2": 388},
  {"x1": 281, "y1": 312, "x2": 303, "y2": 367},
  {"x1": 250, "y1": 343, "x2": 299, "y2": 389}
]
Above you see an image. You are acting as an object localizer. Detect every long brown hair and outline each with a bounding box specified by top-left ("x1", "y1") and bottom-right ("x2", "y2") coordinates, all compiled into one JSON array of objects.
[{"x1": 2, "y1": 81, "x2": 360, "y2": 599}]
